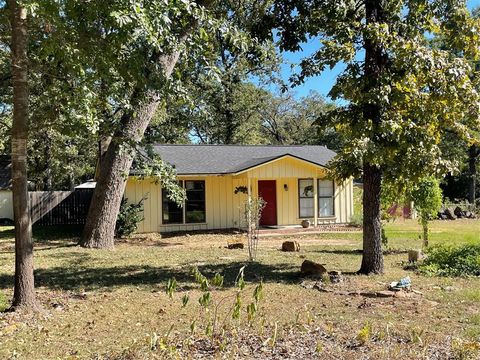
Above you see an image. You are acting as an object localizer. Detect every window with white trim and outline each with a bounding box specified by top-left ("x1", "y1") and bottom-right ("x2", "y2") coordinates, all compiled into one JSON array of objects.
[
  {"x1": 318, "y1": 179, "x2": 334, "y2": 217},
  {"x1": 298, "y1": 179, "x2": 314, "y2": 218}
]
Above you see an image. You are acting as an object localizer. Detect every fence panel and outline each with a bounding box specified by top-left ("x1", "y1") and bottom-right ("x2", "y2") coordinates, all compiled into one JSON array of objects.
[{"x1": 30, "y1": 189, "x2": 93, "y2": 226}]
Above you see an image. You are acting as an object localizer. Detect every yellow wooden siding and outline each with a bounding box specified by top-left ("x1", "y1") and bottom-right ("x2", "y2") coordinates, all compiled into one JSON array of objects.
[
  {"x1": 125, "y1": 176, "x2": 250, "y2": 232},
  {"x1": 124, "y1": 157, "x2": 354, "y2": 233},
  {"x1": 245, "y1": 157, "x2": 327, "y2": 179}
]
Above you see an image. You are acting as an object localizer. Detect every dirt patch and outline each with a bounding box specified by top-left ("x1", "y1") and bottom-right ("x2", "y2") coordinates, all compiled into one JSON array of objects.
[
  {"x1": 261, "y1": 237, "x2": 358, "y2": 248},
  {"x1": 122, "y1": 233, "x2": 358, "y2": 250}
]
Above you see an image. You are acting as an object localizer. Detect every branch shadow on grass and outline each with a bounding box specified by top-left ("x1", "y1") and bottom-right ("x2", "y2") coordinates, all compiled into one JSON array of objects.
[
  {"x1": 311, "y1": 249, "x2": 363, "y2": 255},
  {"x1": 0, "y1": 227, "x2": 14, "y2": 240},
  {"x1": 311, "y1": 248, "x2": 408, "y2": 256},
  {"x1": 0, "y1": 261, "x2": 301, "y2": 292},
  {"x1": 0, "y1": 225, "x2": 82, "y2": 244},
  {"x1": 32, "y1": 225, "x2": 83, "y2": 242}
]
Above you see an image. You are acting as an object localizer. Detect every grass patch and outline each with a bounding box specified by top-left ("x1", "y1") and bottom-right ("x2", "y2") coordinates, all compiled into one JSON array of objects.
[
  {"x1": 383, "y1": 219, "x2": 480, "y2": 246},
  {"x1": 0, "y1": 220, "x2": 478, "y2": 358},
  {"x1": 0, "y1": 291, "x2": 8, "y2": 312}
]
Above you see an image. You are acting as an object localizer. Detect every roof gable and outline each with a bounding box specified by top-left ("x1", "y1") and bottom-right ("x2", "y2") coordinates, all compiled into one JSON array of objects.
[
  {"x1": 147, "y1": 145, "x2": 336, "y2": 175},
  {"x1": 232, "y1": 153, "x2": 328, "y2": 175}
]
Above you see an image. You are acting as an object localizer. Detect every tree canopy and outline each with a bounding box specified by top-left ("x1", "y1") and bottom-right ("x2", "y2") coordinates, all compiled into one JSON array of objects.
[{"x1": 263, "y1": 0, "x2": 480, "y2": 274}]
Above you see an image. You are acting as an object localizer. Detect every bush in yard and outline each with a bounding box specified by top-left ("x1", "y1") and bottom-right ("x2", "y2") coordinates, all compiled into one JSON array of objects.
[
  {"x1": 419, "y1": 244, "x2": 480, "y2": 277},
  {"x1": 115, "y1": 197, "x2": 145, "y2": 238},
  {"x1": 349, "y1": 213, "x2": 363, "y2": 228}
]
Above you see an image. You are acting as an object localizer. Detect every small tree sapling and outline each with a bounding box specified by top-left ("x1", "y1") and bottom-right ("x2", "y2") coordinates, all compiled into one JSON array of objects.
[{"x1": 409, "y1": 177, "x2": 443, "y2": 248}]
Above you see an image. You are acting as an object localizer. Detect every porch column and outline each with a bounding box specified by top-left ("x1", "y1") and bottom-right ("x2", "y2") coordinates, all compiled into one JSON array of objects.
[
  {"x1": 247, "y1": 176, "x2": 252, "y2": 232},
  {"x1": 313, "y1": 177, "x2": 318, "y2": 227}
]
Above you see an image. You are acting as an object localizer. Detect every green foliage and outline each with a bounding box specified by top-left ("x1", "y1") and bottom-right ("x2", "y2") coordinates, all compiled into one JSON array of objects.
[
  {"x1": 165, "y1": 278, "x2": 177, "y2": 299},
  {"x1": 198, "y1": 292, "x2": 212, "y2": 307},
  {"x1": 349, "y1": 213, "x2": 363, "y2": 227},
  {"x1": 115, "y1": 197, "x2": 145, "y2": 238},
  {"x1": 381, "y1": 227, "x2": 388, "y2": 248},
  {"x1": 246, "y1": 302, "x2": 257, "y2": 323},
  {"x1": 134, "y1": 147, "x2": 186, "y2": 207},
  {"x1": 181, "y1": 294, "x2": 189, "y2": 307},
  {"x1": 211, "y1": 273, "x2": 224, "y2": 287},
  {"x1": 381, "y1": 181, "x2": 407, "y2": 221},
  {"x1": 269, "y1": 1, "x2": 480, "y2": 183},
  {"x1": 247, "y1": 282, "x2": 264, "y2": 323},
  {"x1": 232, "y1": 293, "x2": 242, "y2": 320},
  {"x1": 419, "y1": 244, "x2": 480, "y2": 277},
  {"x1": 165, "y1": 265, "x2": 263, "y2": 338},
  {"x1": 409, "y1": 176, "x2": 443, "y2": 247},
  {"x1": 356, "y1": 322, "x2": 372, "y2": 345},
  {"x1": 353, "y1": 186, "x2": 363, "y2": 217},
  {"x1": 410, "y1": 177, "x2": 443, "y2": 224},
  {"x1": 2, "y1": 0, "x2": 276, "y2": 191},
  {"x1": 259, "y1": 91, "x2": 340, "y2": 147}
]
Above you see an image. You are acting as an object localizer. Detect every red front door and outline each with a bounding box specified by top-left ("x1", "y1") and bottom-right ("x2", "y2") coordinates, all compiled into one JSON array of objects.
[{"x1": 258, "y1": 180, "x2": 277, "y2": 226}]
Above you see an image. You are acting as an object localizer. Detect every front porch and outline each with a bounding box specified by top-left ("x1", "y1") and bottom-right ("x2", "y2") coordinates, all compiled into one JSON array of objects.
[
  {"x1": 236, "y1": 155, "x2": 352, "y2": 227},
  {"x1": 257, "y1": 223, "x2": 361, "y2": 237}
]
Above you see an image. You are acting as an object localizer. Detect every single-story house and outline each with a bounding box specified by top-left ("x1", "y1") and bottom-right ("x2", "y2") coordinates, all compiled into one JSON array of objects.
[
  {"x1": 0, "y1": 155, "x2": 13, "y2": 221},
  {"x1": 125, "y1": 145, "x2": 354, "y2": 233}
]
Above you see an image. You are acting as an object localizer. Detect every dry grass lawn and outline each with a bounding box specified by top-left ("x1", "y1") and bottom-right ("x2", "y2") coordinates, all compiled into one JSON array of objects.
[{"x1": 0, "y1": 219, "x2": 479, "y2": 359}]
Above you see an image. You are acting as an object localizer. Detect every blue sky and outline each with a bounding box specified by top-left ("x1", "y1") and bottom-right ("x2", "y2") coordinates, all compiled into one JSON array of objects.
[{"x1": 282, "y1": 0, "x2": 480, "y2": 101}]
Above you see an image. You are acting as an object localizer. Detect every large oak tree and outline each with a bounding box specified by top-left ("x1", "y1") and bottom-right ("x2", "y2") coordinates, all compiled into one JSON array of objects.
[
  {"x1": 72, "y1": 0, "x2": 274, "y2": 248},
  {"x1": 266, "y1": 0, "x2": 480, "y2": 273}
]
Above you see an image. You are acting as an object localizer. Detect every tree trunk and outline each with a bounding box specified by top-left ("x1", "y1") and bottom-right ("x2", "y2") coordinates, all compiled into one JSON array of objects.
[
  {"x1": 359, "y1": 163, "x2": 384, "y2": 274},
  {"x1": 94, "y1": 134, "x2": 111, "y2": 181},
  {"x1": 79, "y1": 93, "x2": 161, "y2": 248},
  {"x1": 422, "y1": 221, "x2": 429, "y2": 248},
  {"x1": 358, "y1": 0, "x2": 387, "y2": 275},
  {"x1": 80, "y1": 50, "x2": 183, "y2": 248},
  {"x1": 468, "y1": 144, "x2": 477, "y2": 204},
  {"x1": 8, "y1": 0, "x2": 37, "y2": 310}
]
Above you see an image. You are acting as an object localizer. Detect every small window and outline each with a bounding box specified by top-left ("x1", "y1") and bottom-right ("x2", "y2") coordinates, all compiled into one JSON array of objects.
[
  {"x1": 318, "y1": 179, "x2": 334, "y2": 217},
  {"x1": 185, "y1": 180, "x2": 206, "y2": 223},
  {"x1": 298, "y1": 179, "x2": 314, "y2": 218},
  {"x1": 162, "y1": 181, "x2": 184, "y2": 224}
]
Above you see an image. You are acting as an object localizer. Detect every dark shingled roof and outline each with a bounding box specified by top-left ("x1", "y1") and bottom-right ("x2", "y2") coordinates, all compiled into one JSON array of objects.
[
  {"x1": 0, "y1": 155, "x2": 11, "y2": 190},
  {"x1": 149, "y1": 145, "x2": 336, "y2": 175}
]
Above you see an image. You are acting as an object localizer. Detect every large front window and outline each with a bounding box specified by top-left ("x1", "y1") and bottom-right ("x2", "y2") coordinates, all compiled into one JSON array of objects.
[
  {"x1": 162, "y1": 180, "x2": 206, "y2": 224},
  {"x1": 298, "y1": 179, "x2": 335, "y2": 218}
]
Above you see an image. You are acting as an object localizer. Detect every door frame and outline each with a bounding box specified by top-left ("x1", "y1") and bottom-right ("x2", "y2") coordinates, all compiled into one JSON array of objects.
[{"x1": 258, "y1": 179, "x2": 277, "y2": 226}]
